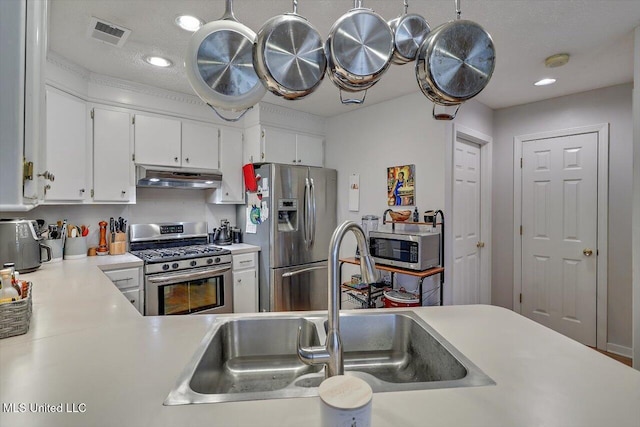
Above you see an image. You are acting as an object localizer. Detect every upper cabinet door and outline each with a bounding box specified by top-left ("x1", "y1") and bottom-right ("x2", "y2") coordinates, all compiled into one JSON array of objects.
[
  {"x1": 44, "y1": 87, "x2": 89, "y2": 201},
  {"x1": 214, "y1": 127, "x2": 244, "y2": 203},
  {"x1": 262, "y1": 127, "x2": 297, "y2": 165},
  {"x1": 181, "y1": 121, "x2": 220, "y2": 170},
  {"x1": 134, "y1": 114, "x2": 181, "y2": 167},
  {"x1": 92, "y1": 107, "x2": 134, "y2": 202},
  {"x1": 296, "y1": 134, "x2": 324, "y2": 167}
]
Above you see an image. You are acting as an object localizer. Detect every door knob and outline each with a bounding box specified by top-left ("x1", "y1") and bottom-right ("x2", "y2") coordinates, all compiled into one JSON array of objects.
[
  {"x1": 583, "y1": 248, "x2": 593, "y2": 257},
  {"x1": 476, "y1": 242, "x2": 485, "y2": 248}
]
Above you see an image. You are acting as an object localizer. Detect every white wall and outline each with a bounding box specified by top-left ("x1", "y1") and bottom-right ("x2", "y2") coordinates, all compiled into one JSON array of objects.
[
  {"x1": 493, "y1": 83, "x2": 634, "y2": 350},
  {"x1": 1, "y1": 189, "x2": 236, "y2": 249},
  {"x1": 325, "y1": 91, "x2": 492, "y2": 302}
]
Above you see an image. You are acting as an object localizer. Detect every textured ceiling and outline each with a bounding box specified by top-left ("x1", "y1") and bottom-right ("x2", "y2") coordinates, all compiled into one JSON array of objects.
[{"x1": 49, "y1": 0, "x2": 640, "y2": 117}]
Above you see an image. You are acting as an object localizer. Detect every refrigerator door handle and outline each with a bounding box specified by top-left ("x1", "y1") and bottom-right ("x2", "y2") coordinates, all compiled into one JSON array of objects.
[
  {"x1": 281, "y1": 265, "x2": 327, "y2": 278},
  {"x1": 304, "y1": 177, "x2": 311, "y2": 247},
  {"x1": 309, "y1": 178, "x2": 316, "y2": 247}
]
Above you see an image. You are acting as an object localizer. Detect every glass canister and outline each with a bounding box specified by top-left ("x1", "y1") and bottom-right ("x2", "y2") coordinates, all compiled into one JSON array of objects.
[{"x1": 361, "y1": 215, "x2": 379, "y2": 240}]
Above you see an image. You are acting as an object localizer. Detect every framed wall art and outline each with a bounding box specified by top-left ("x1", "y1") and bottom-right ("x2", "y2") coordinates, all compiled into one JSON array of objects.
[{"x1": 387, "y1": 164, "x2": 415, "y2": 206}]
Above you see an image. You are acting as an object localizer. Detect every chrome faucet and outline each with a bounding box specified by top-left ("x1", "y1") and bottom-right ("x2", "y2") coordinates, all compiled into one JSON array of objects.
[{"x1": 297, "y1": 221, "x2": 380, "y2": 378}]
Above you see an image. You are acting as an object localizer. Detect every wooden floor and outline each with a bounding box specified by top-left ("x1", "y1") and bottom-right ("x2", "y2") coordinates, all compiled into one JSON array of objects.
[{"x1": 590, "y1": 347, "x2": 633, "y2": 367}]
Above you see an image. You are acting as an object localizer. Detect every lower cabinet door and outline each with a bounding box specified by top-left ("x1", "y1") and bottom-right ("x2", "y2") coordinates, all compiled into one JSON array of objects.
[
  {"x1": 233, "y1": 269, "x2": 257, "y2": 313},
  {"x1": 121, "y1": 288, "x2": 141, "y2": 313}
]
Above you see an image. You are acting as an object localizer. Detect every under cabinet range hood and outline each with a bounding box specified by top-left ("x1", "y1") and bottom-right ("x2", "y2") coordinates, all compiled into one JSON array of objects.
[{"x1": 136, "y1": 166, "x2": 222, "y2": 189}]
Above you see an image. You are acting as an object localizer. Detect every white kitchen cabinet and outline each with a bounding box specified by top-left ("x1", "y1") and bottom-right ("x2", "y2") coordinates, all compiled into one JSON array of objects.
[
  {"x1": 92, "y1": 106, "x2": 135, "y2": 202},
  {"x1": 44, "y1": 86, "x2": 90, "y2": 201},
  {"x1": 181, "y1": 120, "x2": 220, "y2": 170},
  {"x1": 295, "y1": 133, "x2": 324, "y2": 167},
  {"x1": 134, "y1": 114, "x2": 221, "y2": 170},
  {"x1": 232, "y1": 252, "x2": 258, "y2": 313},
  {"x1": 209, "y1": 127, "x2": 244, "y2": 204},
  {"x1": 244, "y1": 125, "x2": 324, "y2": 167},
  {"x1": 133, "y1": 114, "x2": 181, "y2": 167},
  {"x1": 103, "y1": 267, "x2": 143, "y2": 314}
]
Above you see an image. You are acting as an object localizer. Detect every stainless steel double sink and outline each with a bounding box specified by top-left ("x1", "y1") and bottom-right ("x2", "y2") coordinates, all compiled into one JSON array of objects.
[{"x1": 165, "y1": 311, "x2": 494, "y2": 405}]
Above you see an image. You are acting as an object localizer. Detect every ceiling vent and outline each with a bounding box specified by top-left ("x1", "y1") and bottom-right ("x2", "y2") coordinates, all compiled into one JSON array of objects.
[{"x1": 87, "y1": 17, "x2": 131, "y2": 47}]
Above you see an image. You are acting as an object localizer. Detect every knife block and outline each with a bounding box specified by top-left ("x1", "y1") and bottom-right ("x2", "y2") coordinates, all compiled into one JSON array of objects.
[{"x1": 109, "y1": 232, "x2": 127, "y2": 255}]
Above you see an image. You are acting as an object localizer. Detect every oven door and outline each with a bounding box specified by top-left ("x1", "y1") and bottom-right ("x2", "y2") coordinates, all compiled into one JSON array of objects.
[{"x1": 144, "y1": 265, "x2": 232, "y2": 316}]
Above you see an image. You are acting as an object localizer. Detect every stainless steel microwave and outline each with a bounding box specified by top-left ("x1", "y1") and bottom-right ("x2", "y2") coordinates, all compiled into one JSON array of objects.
[{"x1": 369, "y1": 230, "x2": 440, "y2": 271}]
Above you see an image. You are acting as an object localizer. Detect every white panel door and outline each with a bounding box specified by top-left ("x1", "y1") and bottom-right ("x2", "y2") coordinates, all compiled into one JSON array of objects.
[
  {"x1": 45, "y1": 88, "x2": 88, "y2": 201},
  {"x1": 452, "y1": 139, "x2": 481, "y2": 305},
  {"x1": 93, "y1": 107, "x2": 133, "y2": 202},
  {"x1": 181, "y1": 121, "x2": 219, "y2": 169},
  {"x1": 134, "y1": 114, "x2": 181, "y2": 167},
  {"x1": 296, "y1": 134, "x2": 324, "y2": 167},
  {"x1": 521, "y1": 133, "x2": 598, "y2": 345}
]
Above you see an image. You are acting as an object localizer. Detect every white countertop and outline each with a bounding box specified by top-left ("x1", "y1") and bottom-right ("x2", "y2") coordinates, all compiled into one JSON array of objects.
[
  {"x1": 212, "y1": 243, "x2": 261, "y2": 255},
  {"x1": 1, "y1": 255, "x2": 639, "y2": 427}
]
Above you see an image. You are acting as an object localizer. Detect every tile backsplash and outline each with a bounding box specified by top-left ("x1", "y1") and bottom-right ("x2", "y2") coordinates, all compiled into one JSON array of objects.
[{"x1": 1, "y1": 188, "x2": 238, "y2": 248}]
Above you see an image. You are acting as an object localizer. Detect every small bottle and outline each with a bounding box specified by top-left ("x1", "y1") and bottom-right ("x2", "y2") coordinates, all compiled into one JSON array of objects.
[
  {"x1": 2, "y1": 263, "x2": 21, "y2": 298},
  {"x1": 413, "y1": 207, "x2": 419, "y2": 222},
  {"x1": 0, "y1": 268, "x2": 19, "y2": 300}
]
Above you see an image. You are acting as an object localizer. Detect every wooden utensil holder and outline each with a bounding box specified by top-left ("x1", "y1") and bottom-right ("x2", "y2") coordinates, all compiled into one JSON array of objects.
[{"x1": 109, "y1": 232, "x2": 127, "y2": 255}]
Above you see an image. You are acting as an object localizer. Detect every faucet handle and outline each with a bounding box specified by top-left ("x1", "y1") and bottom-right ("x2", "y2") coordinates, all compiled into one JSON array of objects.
[{"x1": 297, "y1": 326, "x2": 330, "y2": 366}]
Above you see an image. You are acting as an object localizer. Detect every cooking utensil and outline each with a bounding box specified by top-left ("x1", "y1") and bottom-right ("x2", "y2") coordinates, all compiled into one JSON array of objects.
[
  {"x1": 253, "y1": 0, "x2": 326, "y2": 100},
  {"x1": 325, "y1": 0, "x2": 394, "y2": 104},
  {"x1": 415, "y1": 0, "x2": 495, "y2": 120},
  {"x1": 185, "y1": 0, "x2": 266, "y2": 122},
  {"x1": 388, "y1": 0, "x2": 430, "y2": 64},
  {"x1": 212, "y1": 220, "x2": 233, "y2": 245}
]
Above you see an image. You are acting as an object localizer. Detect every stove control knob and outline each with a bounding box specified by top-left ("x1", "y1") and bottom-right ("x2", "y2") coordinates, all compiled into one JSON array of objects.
[
  {"x1": 215, "y1": 257, "x2": 221, "y2": 264},
  {"x1": 190, "y1": 260, "x2": 197, "y2": 267},
  {"x1": 207, "y1": 258, "x2": 214, "y2": 264},
  {"x1": 162, "y1": 264, "x2": 170, "y2": 271},
  {"x1": 172, "y1": 263, "x2": 179, "y2": 269}
]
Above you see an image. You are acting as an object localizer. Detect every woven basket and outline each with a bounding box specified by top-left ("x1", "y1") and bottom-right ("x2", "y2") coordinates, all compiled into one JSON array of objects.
[{"x1": 0, "y1": 282, "x2": 32, "y2": 339}]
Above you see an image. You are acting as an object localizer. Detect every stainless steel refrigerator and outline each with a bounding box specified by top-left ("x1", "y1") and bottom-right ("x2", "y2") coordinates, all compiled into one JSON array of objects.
[{"x1": 238, "y1": 164, "x2": 337, "y2": 312}]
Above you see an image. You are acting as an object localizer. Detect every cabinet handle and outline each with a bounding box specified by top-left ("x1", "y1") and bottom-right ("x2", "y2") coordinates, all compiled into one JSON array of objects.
[
  {"x1": 130, "y1": 299, "x2": 135, "y2": 304},
  {"x1": 185, "y1": 158, "x2": 190, "y2": 163},
  {"x1": 237, "y1": 278, "x2": 242, "y2": 283},
  {"x1": 174, "y1": 157, "x2": 179, "y2": 162},
  {"x1": 80, "y1": 188, "x2": 85, "y2": 193},
  {"x1": 239, "y1": 260, "x2": 252, "y2": 264},
  {"x1": 293, "y1": 159, "x2": 297, "y2": 163},
  {"x1": 225, "y1": 192, "x2": 229, "y2": 196},
  {"x1": 121, "y1": 190, "x2": 127, "y2": 195}
]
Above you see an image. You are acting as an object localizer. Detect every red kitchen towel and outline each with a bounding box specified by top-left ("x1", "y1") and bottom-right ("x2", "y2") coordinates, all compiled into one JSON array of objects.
[{"x1": 243, "y1": 164, "x2": 258, "y2": 192}]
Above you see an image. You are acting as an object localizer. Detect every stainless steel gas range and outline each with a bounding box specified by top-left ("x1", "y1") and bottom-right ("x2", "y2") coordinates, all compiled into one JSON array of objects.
[{"x1": 129, "y1": 222, "x2": 232, "y2": 316}]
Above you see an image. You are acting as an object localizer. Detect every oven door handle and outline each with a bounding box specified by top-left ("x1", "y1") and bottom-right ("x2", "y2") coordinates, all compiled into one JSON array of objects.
[{"x1": 147, "y1": 266, "x2": 231, "y2": 285}]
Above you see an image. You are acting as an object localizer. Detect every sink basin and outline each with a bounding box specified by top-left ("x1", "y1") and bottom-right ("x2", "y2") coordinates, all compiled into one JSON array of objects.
[
  {"x1": 327, "y1": 312, "x2": 492, "y2": 393},
  {"x1": 164, "y1": 311, "x2": 494, "y2": 405}
]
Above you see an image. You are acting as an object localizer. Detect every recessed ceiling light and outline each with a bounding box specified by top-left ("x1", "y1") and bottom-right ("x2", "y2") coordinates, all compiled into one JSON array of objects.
[
  {"x1": 175, "y1": 15, "x2": 203, "y2": 32},
  {"x1": 144, "y1": 56, "x2": 173, "y2": 68},
  {"x1": 534, "y1": 78, "x2": 557, "y2": 86}
]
